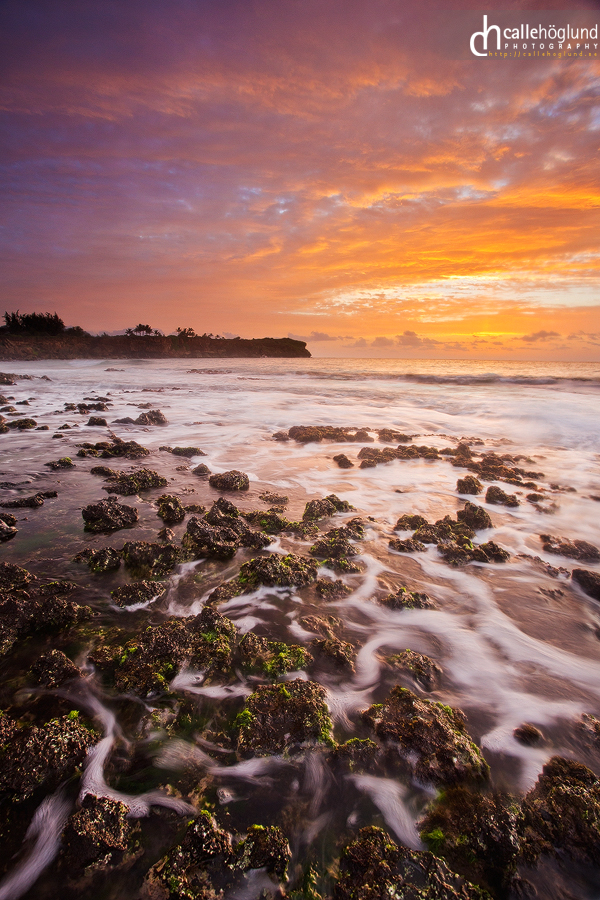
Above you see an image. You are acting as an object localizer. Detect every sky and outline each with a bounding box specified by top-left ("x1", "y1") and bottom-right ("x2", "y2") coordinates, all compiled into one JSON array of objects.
[{"x1": 0, "y1": 0, "x2": 599, "y2": 360}]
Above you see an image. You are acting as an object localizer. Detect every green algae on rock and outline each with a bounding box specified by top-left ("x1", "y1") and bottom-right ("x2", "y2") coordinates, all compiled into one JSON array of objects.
[
  {"x1": 362, "y1": 686, "x2": 489, "y2": 785},
  {"x1": 388, "y1": 649, "x2": 442, "y2": 691},
  {"x1": 98, "y1": 467, "x2": 168, "y2": 496},
  {"x1": 82, "y1": 498, "x2": 139, "y2": 533},
  {"x1": 236, "y1": 679, "x2": 334, "y2": 755},
  {"x1": 208, "y1": 469, "x2": 250, "y2": 491},
  {"x1": 157, "y1": 493, "x2": 186, "y2": 525},
  {"x1": 58, "y1": 794, "x2": 138, "y2": 877},
  {"x1": 209, "y1": 552, "x2": 319, "y2": 604},
  {"x1": 379, "y1": 586, "x2": 436, "y2": 610},
  {"x1": 75, "y1": 545, "x2": 122, "y2": 573},
  {"x1": 122, "y1": 540, "x2": 181, "y2": 577},
  {"x1": 111, "y1": 580, "x2": 167, "y2": 608},
  {"x1": 238, "y1": 632, "x2": 312, "y2": 678}
]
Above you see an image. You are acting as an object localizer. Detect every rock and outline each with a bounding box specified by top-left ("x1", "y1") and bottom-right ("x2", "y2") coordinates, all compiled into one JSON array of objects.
[
  {"x1": 134, "y1": 409, "x2": 167, "y2": 425},
  {"x1": 572, "y1": 568, "x2": 600, "y2": 601},
  {"x1": 35, "y1": 425, "x2": 49, "y2": 431},
  {"x1": 303, "y1": 498, "x2": 336, "y2": 521},
  {"x1": 311, "y1": 636, "x2": 355, "y2": 671},
  {"x1": 157, "y1": 526, "x2": 175, "y2": 542},
  {"x1": 388, "y1": 649, "x2": 442, "y2": 690},
  {"x1": 362, "y1": 686, "x2": 488, "y2": 785},
  {"x1": 208, "y1": 470, "x2": 250, "y2": 491},
  {"x1": 0, "y1": 492, "x2": 46, "y2": 509},
  {"x1": 77, "y1": 438, "x2": 150, "y2": 459},
  {"x1": 438, "y1": 540, "x2": 510, "y2": 567},
  {"x1": 30, "y1": 649, "x2": 82, "y2": 687},
  {"x1": 111, "y1": 581, "x2": 167, "y2": 608},
  {"x1": 395, "y1": 513, "x2": 429, "y2": 530},
  {"x1": 513, "y1": 723, "x2": 543, "y2": 746},
  {"x1": 331, "y1": 738, "x2": 381, "y2": 774},
  {"x1": 238, "y1": 632, "x2": 312, "y2": 677},
  {"x1": 45, "y1": 457, "x2": 75, "y2": 470},
  {"x1": 420, "y1": 787, "x2": 520, "y2": 895},
  {"x1": 457, "y1": 475, "x2": 483, "y2": 495},
  {"x1": 0, "y1": 561, "x2": 34, "y2": 591},
  {"x1": 192, "y1": 463, "x2": 211, "y2": 476},
  {"x1": 6, "y1": 418, "x2": 37, "y2": 429},
  {"x1": 82, "y1": 498, "x2": 139, "y2": 533},
  {"x1": 0, "y1": 579, "x2": 90, "y2": 657},
  {"x1": 236, "y1": 679, "x2": 334, "y2": 755},
  {"x1": 333, "y1": 453, "x2": 354, "y2": 468},
  {"x1": 59, "y1": 794, "x2": 134, "y2": 873},
  {"x1": 310, "y1": 528, "x2": 357, "y2": 560},
  {"x1": 156, "y1": 493, "x2": 186, "y2": 525},
  {"x1": 100, "y1": 468, "x2": 168, "y2": 495},
  {"x1": 0, "y1": 713, "x2": 99, "y2": 802},
  {"x1": 414, "y1": 516, "x2": 475, "y2": 545},
  {"x1": 299, "y1": 614, "x2": 342, "y2": 637},
  {"x1": 315, "y1": 579, "x2": 353, "y2": 601},
  {"x1": 182, "y1": 501, "x2": 271, "y2": 560},
  {"x1": 379, "y1": 586, "x2": 436, "y2": 610},
  {"x1": 86, "y1": 416, "x2": 108, "y2": 426},
  {"x1": 75, "y1": 546, "x2": 122, "y2": 573},
  {"x1": 521, "y1": 756, "x2": 600, "y2": 865},
  {"x1": 235, "y1": 825, "x2": 291, "y2": 880},
  {"x1": 377, "y1": 429, "x2": 413, "y2": 443},
  {"x1": 259, "y1": 491, "x2": 289, "y2": 505},
  {"x1": 171, "y1": 446, "x2": 206, "y2": 457},
  {"x1": 456, "y1": 502, "x2": 492, "y2": 530},
  {"x1": 541, "y1": 534, "x2": 599, "y2": 562},
  {"x1": 334, "y1": 826, "x2": 487, "y2": 900},
  {"x1": 389, "y1": 538, "x2": 427, "y2": 553},
  {"x1": 0, "y1": 514, "x2": 17, "y2": 542},
  {"x1": 210, "y1": 553, "x2": 319, "y2": 603},
  {"x1": 122, "y1": 540, "x2": 180, "y2": 577},
  {"x1": 485, "y1": 485, "x2": 519, "y2": 507}
]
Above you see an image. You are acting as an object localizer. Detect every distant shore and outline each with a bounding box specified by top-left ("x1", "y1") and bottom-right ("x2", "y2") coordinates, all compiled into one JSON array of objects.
[{"x1": 0, "y1": 333, "x2": 310, "y2": 360}]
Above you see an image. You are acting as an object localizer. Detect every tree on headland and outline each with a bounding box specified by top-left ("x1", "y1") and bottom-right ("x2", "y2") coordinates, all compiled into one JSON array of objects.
[
  {"x1": 3, "y1": 310, "x2": 66, "y2": 335},
  {"x1": 175, "y1": 326, "x2": 197, "y2": 338}
]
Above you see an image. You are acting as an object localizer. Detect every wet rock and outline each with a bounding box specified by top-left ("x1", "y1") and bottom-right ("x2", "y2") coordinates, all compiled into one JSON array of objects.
[
  {"x1": 134, "y1": 409, "x2": 168, "y2": 425},
  {"x1": 572, "y1": 568, "x2": 600, "y2": 601},
  {"x1": 310, "y1": 528, "x2": 357, "y2": 561},
  {"x1": 87, "y1": 416, "x2": 108, "y2": 427},
  {"x1": 75, "y1": 546, "x2": 122, "y2": 573},
  {"x1": 171, "y1": 446, "x2": 207, "y2": 457},
  {"x1": 122, "y1": 540, "x2": 180, "y2": 577},
  {"x1": 183, "y1": 501, "x2": 270, "y2": 560},
  {"x1": 30, "y1": 649, "x2": 82, "y2": 688},
  {"x1": 235, "y1": 824, "x2": 291, "y2": 880},
  {"x1": 236, "y1": 679, "x2": 334, "y2": 755},
  {"x1": 36, "y1": 425, "x2": 49, "y2": 431},
  {"x1": 157, "y1": 526, "x2": 175, "y2": 542},
  {"x1": 514, "y1": 723, "x2": 543, "y2": 746},
  {"x1": 315, "y1": 579, "x2": 353, "y2": 601},
  {"x1": 438, "y1": 540, "x2": 510, "y2": 567},
  {"x1": 59, "y1": 794, "x2": 134, "y2": 874},
  {"x1": 238, "y1": 632, "x2": 312, "y2": 677},
  {"x1": 111, "y1": 580, "x2": 167, "y2": 608},
  {"x1": 244, "y1": 508, "x2": 291, "y2": 533},
  {"x1": 389, "y1": 538, "x2": 426, "y2": 553},
  {"x1": 6, "y1": 418, "x2": 37, "y2": 429},
  {"x1": 0, "y1": 492, "x2": 46, "y2": 509},
  {"x1": 520, "y1": 756, "x2": 600, "y2": 865},
  {"x1": 420, "y1": 787, "x2": 521, "y2": 895},
  {"x1": 192, "y1": 463, "x2": 211, "y2": 476},
  {"x1": 100, "y1": 468, "x2": 168, "y2": 495},
  {"x1": 77, "y1": 438, "x2": 150, "y2": 460},
  {"x1": 311, "y1": 636, "x2": 355, "y2": 671},
  {"x1": 111, "y1": 606, "x2": 235, "y2": 696},
  {"x1": 379, "y1": 587, "x2": 435, "y2": 610},
  {"x1": 377, "y1": 429, "x2": 413, "y2": 443},
  {"x1": 457, "y1": 502, "x2": 493, "y2": 530},
  {"x1": 334, "y1": 826, "x2": 487, "y2": 900},
  {"x1": 485, "y1": 485, "x2": 519, "y2": 507},
  {"x1": 272, "y1": 430, "x2": 290, "y2": 441},
  {"x1": 112, "y1": 417, "x2": 136, "y2": 424},
  {"x1": 142, "y1": 810, "x2": 233, "y2": 899},
  {"x1": 457, "y1": 475, "x2": 483, "y2": 495},
  {"x1": 259, "y1": 491, "x2": 289, "y2": 506},
  {"x1": 0, "y1": 713, "x2": 99, "y2": 802},
  {"x1": 362, "y1": 686, "x2": 489, "y2": 785},
  {"x1": 0, "y1": 578, "x2": 91, "y2": 656},
  {"x1": 303, "y1": 498, "x2": 336, "y2": 520},
  {"x1": 300, "y1": 614, "x2": 342, "y2": 637},
  {"x1": 208, "y1": 469, "x2": 250, "y2": 491},
  {"x1": 0, "y1": 514, "x2": 18, "y2": 542},
  {"x1": 331, "y1": 738, "x2": 381, "y2": 774},
  {"x1": 157, "y1": 493, "x2": 186, "y2": 525},
  {"x1": 334, "y1": 453, "x2": 354, "y2": 468},
  {"x1": 0, "y1": 561, "x2": 35, "y2": 591},
  {"x1": 395, "y1": 513, "x2": 429, "y2": 530},
  {"x1": 577, "y1": 713, "x2": 600, "y2": 747},
  {"x1": 82, "y1": 498, "x2": 139, "y2": 533},
  {"x1": 541, "y1": 534, "x2": 599, "y2": 562},
  {"x1": 45, "y1": 457, "x2": 75, "y2": 470},
  {"x1": 388, "y1": 649, "x2": 442, "y2": 691},
  {"x1": 288, "y1": 425, "x2": 351, "y2": 443}
]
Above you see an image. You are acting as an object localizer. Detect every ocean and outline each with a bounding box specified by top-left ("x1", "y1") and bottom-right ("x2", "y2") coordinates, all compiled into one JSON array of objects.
[{"x1": 1, "y1": 356, "x2": 600, "y2": 899}]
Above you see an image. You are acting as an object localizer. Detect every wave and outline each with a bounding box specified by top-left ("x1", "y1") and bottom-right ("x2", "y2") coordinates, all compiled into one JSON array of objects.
[{"x1": 290, "y1": 371, "x2": 600, "y2": 387}]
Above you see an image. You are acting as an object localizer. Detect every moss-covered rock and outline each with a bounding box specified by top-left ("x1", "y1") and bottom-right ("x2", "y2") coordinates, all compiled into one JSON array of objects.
[
  {"x1": 362, "y1": 686, "x2": 488, "y2": 785},
  {"x1": 192, "y1": 463, "x2": 212, "y2": 476},
  {"x1": 122, "y1": 540, "x2": 181, "y2": 577},
  {"x1": 388, "y1": 649, "x2": 442, "y2": 691},
  {"x1": 311, "y1": 637, "x2": 355, "y2": 671},
  {"x1": 456, "y1": 502, "x2": 492, "y2": 530},
  {"x1": 208, "y1": 470, "x2": 249, "y2": 491},
  {"x1": 315, "y1": 579, "x2": 353, "y2": 601},
  {"x1": 82, "y1": 498, "x2": 139, "y2": 533},
  {"x1": 0, "y1": 578, "x2": 91, "y2": 658},
  {"x1": 395, "y1": 514, "x2": 429, "y2": 531},
  {"x1": 457, "y1": 476, "x2": 483, "y2": 495},
  {"x1": 182, "y1": 499, "x2": 271, "y2": 560},
  {"x1": 157, "y1": 493, "x2": 186, "y2": 525},
  {"x1": 171, "y1": 446, "x2": 207, "y2": 457},
  {"x1": 235, "y1": 824, "x2": 291, "y2": 880},
  {"x1": 236, "y1": 679, "x2": 334, "y2": 755},
  {"x1": 100, "y1": 468, "x2": 168, "y2": 496},
  {"x1": 379, "y1": 587, "x2": 435, "y2": 610},
  {"x1": 77, "y1": 438, "x2": 150, "y2": 459},
  {"x1": 29, "y1": 649, "x2": 82, "y2": 688},
  {"x1": 389, "y1": 537, "x2": 426, "y2": 553},
  {"x1": 111, "y1": 580, "x2": 167, "y2": 608},
  {"x1": 210, "y1": 552, "x2": 319, "y2": 604},
  {"x1": 485, "y1": 485, "x2": 519, "y2": 507},
  {"x1": 45, "y1": 456, "x2": 75, "y2": 470},
  {"x1": 238, "y1": 632, "x2": 312, "y2": 677},
  {"x1": 59, "y1": 794, "x2": 135, "y2": 874},
  {"x1": 0, "y1": 562, "x2": 33, "y2": 592},
  {"x1": 75, "y1": 545, "x2": 122, "y2": 573},
  {"x1": 330, "y1": 738, "x2": 381, "y2": 775}
]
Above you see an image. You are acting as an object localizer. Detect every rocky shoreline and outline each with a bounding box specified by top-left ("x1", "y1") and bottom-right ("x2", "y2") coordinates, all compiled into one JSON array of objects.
[{"x1": 1, "y1": 370, "x2": 600, "y2": 900}]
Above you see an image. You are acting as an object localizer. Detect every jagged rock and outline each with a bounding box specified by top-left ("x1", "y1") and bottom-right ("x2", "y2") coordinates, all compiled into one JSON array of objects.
[
  {"x1": 457, "y1": 475, "x2": 483, "y2": 495},
  {"x1": 438, "y1": 540, "x2": 509, "y2": 567},
  {"x1": 389, "y1": 538, "x2": 426, "y2": 553},
  {"x1": 75, "y1": 546, "x2": 122, "y2": 573},
  {"x1": 6, "y1": 418, "x2": 37, "y2": 429},
  {"x1": 310, "y1": 528, "x2": 357, "y2": 560},
  {"x1": 334, "y1": 826, "x2": 488, "y2": 900},
  {"x1": 208, "y1": 470, "x2": 249, "y2": 491},
  {"x1": 59, "y1": 795, "x2": 134, "y2": 873},
  {"x1": 111, "y1": 581, "x2": 167, "y2": 608},
  {"x1": 122, "y1": 540, "x2": 180, "y2": 577},
  {"x1": 0, "y1": 492, "x2": 45, "y2": 509},
  {"x1": 272, "y1": 430, "x2": 290, "y2": 441},
  {"x1": 156, "y1": 493, "x2": 186, "y2": 525},
  {"x1": 30, "y1": 649, "x2": 82, "y2": 687},
  {"x1": 331, "y1": 739, "x2": 381, "y2": 775},
  {"x1": 100, "y1": 468, "x2": 168, "y2": 496},
  {"x1": 456, "y1": 502, "x2": 493, "y2": 530},
  {"x1": 395, "y1": 513, "x2": 429, "y2": 530},
  {"x1": 300, "y1": 614, "x2": 342, "y2": 637},
  {"x1": 134, "y1": 409, "x2": 168, "y2": 425},
  {"x1": 572, "y1": 568, "x2": 600, "y2": 601},
  {"x1": 362, "y1": 686, "x2": 488, "y2": 785},
  {"x1": 333, "y1": 454, "x2": 354, "y2": 468},
  {"x1": 238, "y1": 632, "x2": 312, "y2": 677},
  {"x1": 379, "y1": 587, "x2": 435, "y2": 610},
  {"x1": 0, "y1": 514, "x2": 17, "y2": 542},
  {"x1": 236, "y1": 679, "x2": 334, "y2": 755},
  {"x1": 171, "y1": 446, "x2": 207, "y2": 457},
  {"x1": 514, "y1": 723, "x2": 543, "y2": 746},
  {"x1": 388, "y1": 649, "x2": 442, "y2": 690},
  {"x1": 303, "y1": 498, "x2": 336, "y2": 521},
  {"x1": 77, "y1": 438, "x2": 150, "y2": 459},
  {"x1": 542, "y1": 534, "x2": 599, "y2": 562},
  {"x1": 45, "y1": 457, "x2": 75, "y2": 470},
  {"x1": 87, "y1": 416, "x2": 108, "y2": 427},
  {"x1": 311, "y1": 636, "x2": 355, "y2": 671},
  {"x1": 315, "y1": 579, "x2": 353, "y2": 601},
  {"x1": 82, "y1": 498, "x2": 139, "y2": 533},
  {"x1": 192, "y1": 463, "x2": 211, "y2": 476},
  {"x1": 485, "y1": 485, "x2": 519, "y2": 507},
  {"x1": 0, "y1": 561, "x2": 34, "y2": 591},
  {"x1": 235, "y1": 825, "x2": 291, "y2": 880}
]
